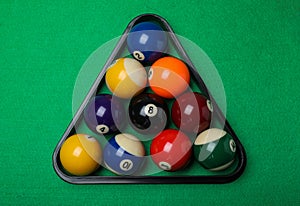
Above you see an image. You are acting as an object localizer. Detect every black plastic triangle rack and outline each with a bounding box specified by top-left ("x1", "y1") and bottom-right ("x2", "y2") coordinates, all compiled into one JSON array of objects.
[{"x1": 52, "y1": 13, "x2": 247, "y2": 184}]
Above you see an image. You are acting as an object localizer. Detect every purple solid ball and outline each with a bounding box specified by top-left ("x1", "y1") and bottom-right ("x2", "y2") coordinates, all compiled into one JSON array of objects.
[{"x1": 84, "y1": 94, "x2": 125, "y2": 135}]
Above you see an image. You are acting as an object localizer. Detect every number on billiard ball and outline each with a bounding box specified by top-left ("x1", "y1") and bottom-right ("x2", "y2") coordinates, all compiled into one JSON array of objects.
[
  {"x1": 103, "y1": 133, "x2": 145, "y2": 175},
  {"x1": 83, "y1": 94, "x2": 125, "y2": 135},
  {"x1": 127, "y1": 22, "x2": 168, "y2": 64},
  {"x1": 129, "y1": 93, "x2": 168, "y2": 135},
  {"x1": 150, "y1": 129, "x2": 192, "y2": 171}
]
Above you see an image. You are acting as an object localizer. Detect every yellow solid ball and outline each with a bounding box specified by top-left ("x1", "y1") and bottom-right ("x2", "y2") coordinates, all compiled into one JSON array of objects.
[
  {"x1": 59, "y1": 134, "x2": 102, "y2": 176},
  {"x1": 105, "y1": 58, "x2": 147, "y2": 99}
]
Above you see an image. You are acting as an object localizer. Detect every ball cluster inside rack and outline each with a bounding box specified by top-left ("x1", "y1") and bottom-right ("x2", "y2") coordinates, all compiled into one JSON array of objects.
[{"x1": 59, "y1": 21, "x2": 237, "y2": 176}]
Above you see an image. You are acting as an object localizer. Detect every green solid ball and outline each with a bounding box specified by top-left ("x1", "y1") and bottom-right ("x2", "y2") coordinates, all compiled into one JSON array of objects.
[{"x1": 193, "y1": 128, "x2": 237, "y2": 171}]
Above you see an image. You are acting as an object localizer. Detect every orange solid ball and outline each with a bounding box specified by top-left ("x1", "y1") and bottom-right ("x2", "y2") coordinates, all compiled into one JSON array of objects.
[
  {"x1": 59, "y1": 134, "x2": 102, "y2": 176},
  {"x1": 148, "y1": 57, "x2": 190, "y2": 98}
]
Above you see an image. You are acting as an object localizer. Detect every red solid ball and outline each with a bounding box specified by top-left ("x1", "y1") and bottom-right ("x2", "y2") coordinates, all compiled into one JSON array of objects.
[
  {"x1": 171, "y1": 92, "x2": 213, "y2": 133},
  {"x1": 150, "y1": 129, "x2": 192, "y2": 171}
]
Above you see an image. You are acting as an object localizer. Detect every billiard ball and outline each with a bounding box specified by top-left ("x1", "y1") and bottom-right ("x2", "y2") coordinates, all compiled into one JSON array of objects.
[
  {"x1": 105, "y1": 58, "x2": 147, "y2": 99},
  {"x1": 150, "y1": 129, "x2": 192, "y2": 171},
  {"x1": 103, "y1": 133, "x2": 145, "y2": 175},
  {"x1": 127, "y1": 22, "x2": 168, "y2": 64},
  {"x1": 129, "y1": 93, "x2": 168, "y2": 135},
  {"x1": 59, "y1": 134, "x2": 102, "y2": 176},
  {"x1": 193, "y1": 128, "x2": 237, "y2": 171},
  {"x1": 148, "y1": 56, "x2": 190, "y2": 98},
  {"x1": 171, "y1": 92, "x2": 212, "y2": 133},
  {"x1": 84, "y1": 94, "x2": 125, "y2": 135}
]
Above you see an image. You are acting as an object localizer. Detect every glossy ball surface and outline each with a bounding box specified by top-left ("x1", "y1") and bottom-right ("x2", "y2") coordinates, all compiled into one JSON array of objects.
[
  {"x1": 103, "y1": 133, "x2": 145, "y2": 175},
  {"x1": 127, "y1": 22, "x2": 168, "y2": 64},
  {"x1": 150, "y1": 129, "x2": 192, "y2": 171},
  {"x1": 59, "y1": 134, "x2": 102, "y2": 176},
  {"x1": 148, "y1": 56, "x2": 190, "y2": 98},
  {"x1": 171, "y1": 92, "x2": 212, "y2": 133},
  {"x1": 129, "y1": 93, "x2": 168, "y2": 135},
  {"x1": 84, "y1": 94, "x2": 125, "y2": 135},
  {"x1": 105, "y1": 58, "x2": 147, "y2": 99},
  {"x1": 193, "y1": 128, "x2": 237, "y2": 171}
]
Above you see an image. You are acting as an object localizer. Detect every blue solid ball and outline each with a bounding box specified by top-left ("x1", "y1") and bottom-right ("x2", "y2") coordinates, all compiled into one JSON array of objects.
[
  {"x1": 103, "y1": 133, "x2": 145, "y2": 175},
  {"x1": 83, "y1": 94, "x2": 125, "y2": 135},
  {"x1": 127, "y1": 22, "x2": 168, "y2": 64}
]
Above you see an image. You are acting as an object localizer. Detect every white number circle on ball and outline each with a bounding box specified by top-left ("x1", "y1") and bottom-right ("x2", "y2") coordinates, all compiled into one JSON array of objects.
[
  {"x1": 133, "y1": 51, "x2": 145, "y2": 61},
  {"x1": 120, "y1": 159, "x2": 133, "y2": 171},
  {"x1": 159, "y1": 161, "x2": 171, "y2": 171},
  {"x1": 148, "y1": 68, "x2": 153, "y2": 80},
  {"x1": 144, "y1": 104, "x2": 158, "y2": 117},
  {"x1": 206, "y1": 100, "x2": 213, "y2": 112},
  {"x1": 229, "y1": 139, "x2": 236, "y2": 152},
  {"x1": 96, "y1": 124, "x2": 109, "y2": 134}
]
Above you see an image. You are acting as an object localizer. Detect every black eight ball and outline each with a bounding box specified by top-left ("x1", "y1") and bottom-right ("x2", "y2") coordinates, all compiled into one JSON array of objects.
[{"x1": 129, "y1": 93, "x2": 168, "y2": 135}]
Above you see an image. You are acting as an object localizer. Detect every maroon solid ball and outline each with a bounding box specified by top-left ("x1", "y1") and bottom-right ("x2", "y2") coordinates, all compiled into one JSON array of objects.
[{"x1": 171, "y1": 92, "x2": 213, "y2": 133}]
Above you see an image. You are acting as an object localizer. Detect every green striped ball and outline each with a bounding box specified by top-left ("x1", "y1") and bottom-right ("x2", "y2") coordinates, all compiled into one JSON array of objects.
[{"x1": 193, "y1": 128, "x2": 236, "y2": 171}]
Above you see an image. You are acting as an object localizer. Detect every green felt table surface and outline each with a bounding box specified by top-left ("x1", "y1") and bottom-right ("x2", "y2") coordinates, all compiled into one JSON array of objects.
[{"x1": 1, "y1": 0, "x2": 299, "y2": 205}]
